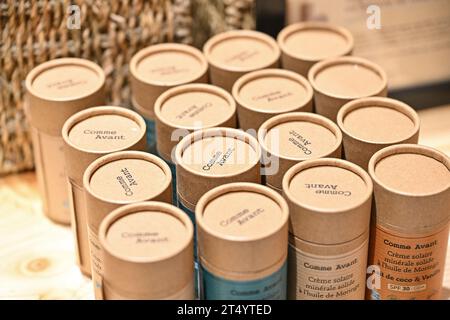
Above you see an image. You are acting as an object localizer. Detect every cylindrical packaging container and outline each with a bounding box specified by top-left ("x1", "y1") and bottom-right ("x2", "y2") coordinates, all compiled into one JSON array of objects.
[
  {"x1": 129, "y1": 43, "x2": 209, "y2": 153},
  {"x1": 203, "y1": 30, "x2": 280, "y2": 92},
  {"x1": 25, "y1": 58, "x2": 106, "y2": 224},
  {"x1": 283, "y1": 158, "x2": 373, "y2": 300},
  {"x1": 83, "y1": 151, "x2": 173, "y2": 299},
  {"x1": 232, "y1": 69, "x2": 313, "y2": 132},
  {"x1": 175, "y1": 127, "x2": 262, "y2": 295},
  {"x1": 99, "y1": 201, "x2": 194, "y2": 300},
  {"x1": 196, "y1": 182, "x2": 289, "y2": 300},
  {"x1": 277, "y1": 22, "x2": 354, "y2": 77},
  {"x1": 308, "y1": 56, "x2": 388, "y2": 121},
  {"x1": 337, "y1": 97, "x2": 420, "y2": 170},
  {"x1": 258, "y1": 112, "x2": 342, "y2": 193},
  {"x1": 155, "y1": 83, "x2": 237, "y2": 203},
  {"x1": 367, "y1": 144, "x2": 450, "y2": 300},
  {"x1": 62, "y1": 106, "x2": 147, "y2": 276},
  {"x1": 175, "y1": 127, "x2": 262, "y2": 218}
]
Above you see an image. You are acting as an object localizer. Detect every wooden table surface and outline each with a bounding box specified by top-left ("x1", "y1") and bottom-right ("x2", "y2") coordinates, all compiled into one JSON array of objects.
[{"x1": 0, "y1": 106, "x2": 449, "y2": 300}]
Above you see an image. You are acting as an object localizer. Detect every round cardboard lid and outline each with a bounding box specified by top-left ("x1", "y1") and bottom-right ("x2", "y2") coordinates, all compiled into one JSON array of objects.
[
  {"x1": 196, "y1": 183, "x2": 288, "y2": 273},
  {"x1": 369, "y1": 144, "x2": 450, "y2": 196},
  {"x1": 63, "y1": 106, "x2": 146, "y2": 153},
  {"x1": 277, "y1": 22, "x2": 353, "y2": 61},
  {"x1": 176, "y1": 127, "x2": 260, "y2": 178},
  {"x1": 155, "y1": 84, "x2": 236, "y2": 129},
  {"x1": 308, "y1": 56, "x2": 387, "y2": 99},
  {"x1": 25, "y1": 58, "x2": 105, "y2": 102},
  {"x1": 84, "y1": 151, "x2": 172, "y2": 204},
  {"x1": 197, "y1": 183, "x2": 288, "y2": 241},
  {"x1": 203, "y1": 30, "x2": 280, "y2": 72},
  {"x1": 102, "y1": 204, "x2": 192, "y2": 261},
  {"x1": 232, "y1": 68, "x2": 313, "y2": 113},
  {"x1": 337, "y1": 97, "x2": 420, "y2": 144},
  {"x1": 129, "y1": 43, "x2": 208, "y2": 87},
  {"x1": 258, "y1": 112, "x2": 342, "y2": 161},
  {"x1": 283, "y1": 158, "x2": 372, "y2": 212}
]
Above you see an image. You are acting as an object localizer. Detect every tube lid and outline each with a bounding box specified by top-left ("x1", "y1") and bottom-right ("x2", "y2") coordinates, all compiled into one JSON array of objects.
[
  {"x1": 232, "y1": 68, "x2": 313, "y2": 114},
  {"x1": 277, "y1": 22, "x2": 353, "y2": 62},
  {"x1": 308, "y1": 56, "x2": 387, "y2": 100},
  {"x1": 25, "y1": 58, "x2": 106, "y2": 135},
  {"x1": 337, "y1": 97, "x2": 420, "y2": 144},
  {"x1": 283, "y1": 158, "x2": 373, "y2": 244},
  {"x1": 99, "y1": 201, "x2": 193, "y2": 298},
  {"x1": 155, "y1": 84, "x2": 236, "y2": 162},
  {"x1": 203, "y1": 30, "x2": 280, "y2": 72},
  {"x1": 196, "y1": 183, "x2": 288, "y2": 275}
]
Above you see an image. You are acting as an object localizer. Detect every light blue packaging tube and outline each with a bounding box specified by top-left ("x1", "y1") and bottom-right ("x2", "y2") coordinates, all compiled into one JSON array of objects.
[
  {"x1": 201, "y1": 261, "x2": 287, "y2": 300},
  {"x1": 195, "y1": 182, "x2": 290, "y2": 301}
]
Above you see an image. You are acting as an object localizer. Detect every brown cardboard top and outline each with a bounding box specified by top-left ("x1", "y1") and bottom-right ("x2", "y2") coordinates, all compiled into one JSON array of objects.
[
  {"x1": 155, "y1": 84, "x2": 236, "y2": 129},
  {"x1": 369, "y1": 144, "x2": 450, "y2": 196},
  {"x1": 203, "y1": 30, "x2": 280, "y2": 72},
  {"x1": 308, "y1": 56, "x2": 387, "y2": 99},
  {"x1": 99, "y1": 201, "x2": 193, "y2": 297},
  {"x1": 25, "y1": 58, "x2": 106, "y2": 136},
  {"x1": 129, "y1": 43, "x2": 208, "y2": 87},
  {"x1": 232, "y1": 68, "x2": 313, "y2": 113},
  {"x1": 196, "y1": 182, "x2": 288, "y2": 273},
  {"x1": 337, "y1": 97, "x2": 420, "y2": 144},
  {"x1": 283, "y1": 158, "x2": 372, "y2": 244},
  {"x1": 283, "y1": 158, "x2": 372, "y2": 212},
  {"x1": 198, "y1": 183, "x2": 288, "y2": 240},
  {"x1": 25, "y1": 58, "x2": 105, "y2": 102},
  {"x1": 62, "y1": 106, "x2": 146, "y2": 153},
  {"x1": 258, "y1": 112, "x2": 342, "y2": 160},
  {"x1": 104, "y1": 208, "x2": 191, "y2": 260},
  {"x1": 277, "y1": 22, "x2": 353, "y2": 61},
  {"x1": 84, "y1": 151, "x2": 172, "y2": 204},
  {"x1": 175, "y1": 127, "x2": 260, "y2": 177}
]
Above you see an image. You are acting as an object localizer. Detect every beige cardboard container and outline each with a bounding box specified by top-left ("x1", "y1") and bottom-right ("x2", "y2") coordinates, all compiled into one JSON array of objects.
[
  {"x1": 277, "y1": 22, "x2": 354, "y2": 77},
  {"x1": 337, "y1": 97, "x2": 420, "y2": 170},
  {"x1": 232, "y1": 69, "x2": 313, "y2": 131},
  {"x1": 203, "y1": 30, "x2": 280, "y2": 92},
  {"x1": 99, "y1": 201, "x2": 194, "y2": 300},
  {"x1": 368, "y1": 144, "x2": 450, "y2": 300},
  {"x1": 308, "y1": 56, "x2": 388, "y2": 121},
  {"x1": 129, "y1": 43, "x2": 209, "y2": 119},
  {"x1": 175, "y1": 127, "x2": 262, "y2": 212},
  {"x1": 62, "y1": 106, "x2": 146, "y2": 277},
  {"x1": 283, "y1": 158, "x2": 373, "y2": 300},
  {"x1": 196, "y1": 182, "x2": 289, "y2": 300},
  {"x1": 25, "y1": 58, "x2": 106, "y2": 224},
  {"x1": 83, "y1": 151, "x2": 172, "y2": 299},
  {"x1": 154, "y1": 83, "x2": 237, "y2": 163},
  {"x1": 258, "y1": 112, "x2": 342, "y2": 193}
]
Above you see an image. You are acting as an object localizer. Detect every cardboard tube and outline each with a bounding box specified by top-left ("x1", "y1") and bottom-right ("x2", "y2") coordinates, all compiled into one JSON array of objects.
[
  {"x1": 129, "y1": 43, "x2": 208, "y2": 153},
  {"x1": 83, "y1": 151, "x2": 173, "y2": 299},
  {"x1": 258, "y1": 112, "x2": 342, "y2": 193},
  {"x1": 283, "y1": 158, "x2": 373, "y2": 300},
  {"x1": 196, "y1": 182, "x2": 289, "y2": 300},
  {"x1": 62, "y1": 106, "x2": 146, "y2": 277},
  {"x1": 337, "y1": 97, "x2": 420, "y2": 170},
  {"x1": 232, "y1": 69, "x2": 313, "y2": 131},
  {"x1": 277, "y1": 22, "x2": 354, "y2": 77},
  {"x1": 25, "y1": 58, "x2": 106, "y2": 224},
  {"x1": 155, "y1": 83, "x2": 237, "y2": 164},
  {"x1": 367, "y1": 144, "x2": 450, "y2": 300},
  {"x1": 308, "y1": 56, "x2": 388, "y2": 121},
  {"x1": 203, "y1": 30, "x2": 280, "y2": 92},
  {"x1": 99, "y1": 202, "x2": 194, "y2": 300}
]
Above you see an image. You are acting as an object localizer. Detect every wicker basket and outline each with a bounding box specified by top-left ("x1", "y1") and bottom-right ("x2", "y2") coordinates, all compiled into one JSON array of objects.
[{"x1": 0, "y1": 0, "x2": 254, "y2": 176}]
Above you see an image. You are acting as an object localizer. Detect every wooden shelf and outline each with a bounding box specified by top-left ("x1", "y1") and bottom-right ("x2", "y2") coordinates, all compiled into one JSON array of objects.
[{"x1": 0, "y1": 106, "x2": 449, "y2": 300}]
